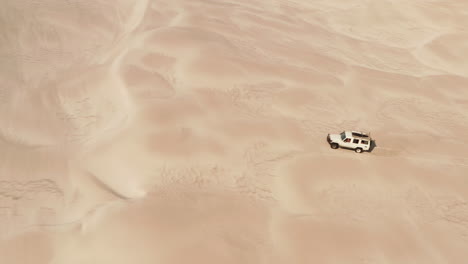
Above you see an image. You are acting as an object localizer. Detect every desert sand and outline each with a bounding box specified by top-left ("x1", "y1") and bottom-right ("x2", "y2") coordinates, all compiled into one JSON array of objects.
[{"x1": 1, "y1": 0, "x2": 468, "y2": 263}]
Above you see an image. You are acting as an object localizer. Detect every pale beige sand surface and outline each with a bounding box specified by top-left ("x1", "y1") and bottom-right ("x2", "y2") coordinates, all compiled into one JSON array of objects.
[{"x1": 1, "y1": 0, "x2": 468, "y2": 263}]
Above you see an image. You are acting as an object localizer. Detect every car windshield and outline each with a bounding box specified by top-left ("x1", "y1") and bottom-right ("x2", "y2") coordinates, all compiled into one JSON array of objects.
[{"x1": 340, "y1": 132, "x2": 346, "y2": 140}]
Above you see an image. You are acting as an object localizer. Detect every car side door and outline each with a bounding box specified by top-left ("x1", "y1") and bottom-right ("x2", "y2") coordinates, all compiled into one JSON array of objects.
[
  {"x1": 342, "y1": 137, "x2": 352, "y2": 148},
  {"x1": 360, "y1": 139, "x2": 370, "y2": 150}
]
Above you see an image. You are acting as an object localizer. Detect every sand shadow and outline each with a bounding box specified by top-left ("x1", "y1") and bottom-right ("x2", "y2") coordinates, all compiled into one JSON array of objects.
[{"x1": 368, "y1": 140, "x2": 377, "y2": 152}]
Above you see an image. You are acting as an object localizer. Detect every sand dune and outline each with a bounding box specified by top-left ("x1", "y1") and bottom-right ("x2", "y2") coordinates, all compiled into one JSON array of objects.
[{"x1": 1, "y1": 0, "x2": 468, "y2": 263}]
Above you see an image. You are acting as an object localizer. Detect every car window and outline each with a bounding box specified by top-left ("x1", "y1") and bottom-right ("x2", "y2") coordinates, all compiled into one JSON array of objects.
[
  {"x1": 353, "y1": 139, "x2": 359, "y2": 144},
  {"x1": 344, "y1": 138, "x2": 351, "y2": 143},
  {"x1": 361, "y1": 140, "x2": 368, "y2": 145}
]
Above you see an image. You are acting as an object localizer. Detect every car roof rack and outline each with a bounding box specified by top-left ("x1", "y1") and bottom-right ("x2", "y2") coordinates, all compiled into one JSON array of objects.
[{"x1": 351, "y1": 131, "x2": 370, "y2": 138}]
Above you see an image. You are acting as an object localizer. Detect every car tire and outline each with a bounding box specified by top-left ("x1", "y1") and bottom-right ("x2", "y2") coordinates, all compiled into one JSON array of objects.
[
  {"x1": 355, "y1": 148, "x2": 362, "y2": 153},
  {"x1": 330, "y1": 143, "x2": 339, "y2": 149}
]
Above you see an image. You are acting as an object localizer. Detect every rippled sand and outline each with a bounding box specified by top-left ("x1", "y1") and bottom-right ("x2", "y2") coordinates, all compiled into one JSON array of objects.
[{"x1": 1, "y1": 0, "x2": 468, "y2": 263}]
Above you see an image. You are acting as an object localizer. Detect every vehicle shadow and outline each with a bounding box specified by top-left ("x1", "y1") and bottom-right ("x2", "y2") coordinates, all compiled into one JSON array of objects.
[{"x1": 368, "y1": 140, "x2": 377, "y2": 152}]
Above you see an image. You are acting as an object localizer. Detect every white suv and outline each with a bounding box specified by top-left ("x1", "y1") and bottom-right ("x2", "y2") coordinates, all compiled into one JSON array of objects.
[{"x1": 327, "y1": 131, "x2": 372, "y2": 153}]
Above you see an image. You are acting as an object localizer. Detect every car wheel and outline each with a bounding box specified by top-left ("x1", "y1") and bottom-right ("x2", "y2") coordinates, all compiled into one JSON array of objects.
[
  {"x1": 331, "y1": 143, "x2": 339, "y2": 149},
  {"x1": 355, "y1": 148, "x2": 362, "y2": 153}
]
